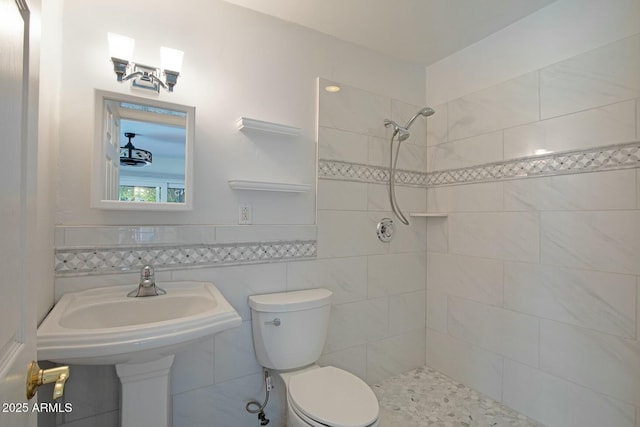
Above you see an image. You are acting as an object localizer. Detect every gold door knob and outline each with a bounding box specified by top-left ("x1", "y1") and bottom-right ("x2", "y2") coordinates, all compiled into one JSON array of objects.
[{"x1": 26, "y1": 361, "x2": 70, "y2": 400}]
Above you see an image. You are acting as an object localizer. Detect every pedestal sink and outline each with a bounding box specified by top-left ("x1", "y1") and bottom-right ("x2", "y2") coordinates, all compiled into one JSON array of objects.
[{"x1": 37, "y1": 281, "x2": 242, "y2": 427}]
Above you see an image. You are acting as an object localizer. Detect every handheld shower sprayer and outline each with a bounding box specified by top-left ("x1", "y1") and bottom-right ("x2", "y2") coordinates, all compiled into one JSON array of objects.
[{"x1": 383, "y1": 106, "x2": 435, "y2": 226}]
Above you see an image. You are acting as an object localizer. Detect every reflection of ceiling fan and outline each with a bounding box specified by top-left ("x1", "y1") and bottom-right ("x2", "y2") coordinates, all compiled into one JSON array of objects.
[{"x1": 120, "y1": 132, "x2": 152, "y2": 166}]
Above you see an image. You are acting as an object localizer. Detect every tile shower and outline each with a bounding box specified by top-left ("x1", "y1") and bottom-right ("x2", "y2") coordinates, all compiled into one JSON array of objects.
[{"x1": 45, "y1": 26, "x2": 639, "y2": 427}]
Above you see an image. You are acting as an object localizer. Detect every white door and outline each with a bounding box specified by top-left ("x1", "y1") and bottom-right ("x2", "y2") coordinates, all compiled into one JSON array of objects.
[{"x1": 0, "y1": 0, "x2": 38, "y2": 425}]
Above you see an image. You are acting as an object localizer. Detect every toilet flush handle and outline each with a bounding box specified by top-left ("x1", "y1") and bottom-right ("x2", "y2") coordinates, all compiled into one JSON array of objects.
[{"x1": 264, "y1": 318, "x2": 281, "y2": 327}]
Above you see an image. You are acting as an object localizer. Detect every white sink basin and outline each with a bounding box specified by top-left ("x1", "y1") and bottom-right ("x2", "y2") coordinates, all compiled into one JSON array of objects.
[{"x1": 37, "y1": 281, "x2": 242, "y2": 365}]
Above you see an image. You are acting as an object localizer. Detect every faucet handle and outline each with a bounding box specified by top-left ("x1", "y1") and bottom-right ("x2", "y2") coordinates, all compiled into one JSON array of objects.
[{"x1": 141, "y1": 265, "x2": 155, "y2": 280}]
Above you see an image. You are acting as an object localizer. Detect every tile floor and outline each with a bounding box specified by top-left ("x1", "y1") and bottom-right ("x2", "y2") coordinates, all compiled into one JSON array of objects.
[{"x1": 373, "y1": 366, "x2": 546, "y2": 427}]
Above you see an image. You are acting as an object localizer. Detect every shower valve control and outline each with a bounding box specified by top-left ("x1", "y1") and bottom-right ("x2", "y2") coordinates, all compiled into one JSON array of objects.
[{"x1": 377, "y1": 218, "x2": 395, "y2": 243}]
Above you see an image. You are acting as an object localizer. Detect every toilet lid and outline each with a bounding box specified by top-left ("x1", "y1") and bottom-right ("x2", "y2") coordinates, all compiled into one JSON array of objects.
[{"x1": 289, "y1": 366, "x2": 379, "y2": 427}]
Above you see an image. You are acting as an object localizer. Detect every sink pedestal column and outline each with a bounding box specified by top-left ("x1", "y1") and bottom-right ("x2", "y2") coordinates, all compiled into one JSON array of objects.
[{"x1": 116, "y1": 355, "x2": 175, "y2": 427}]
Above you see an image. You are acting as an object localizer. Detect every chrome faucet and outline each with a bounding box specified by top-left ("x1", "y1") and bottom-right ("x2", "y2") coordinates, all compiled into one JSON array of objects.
[{"x1": 127, "y1": 265, "x2": 166, "y2": 297}]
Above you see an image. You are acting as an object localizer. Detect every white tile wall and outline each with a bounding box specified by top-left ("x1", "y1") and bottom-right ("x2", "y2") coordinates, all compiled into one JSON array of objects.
[
  {"x1": 447, "y1": 72, "x2": 539, "y2": 141},
  {"x1": 504, "y1": 169, "x2": 637, "y2": 212},
  {"x1": 505, "y1": 262, "x2": 636, "y2": 338},
  {"x1": 540, "y1": 211, "x2": 640, "y2": 275},
  {"x1": 540, "y1": 34, "x2": 640, "y2": 119},
  {"x1": 426, "y1": 131, "x2": 503, "y2": 172},
  {"x1": 540, "y1": 320, "x2": 640, "y2": 406},
  {"x1": 317, "y1": 180, "x2": 368, "y2": 211},
  {"x1": 318, "y1": 344, "x2": 367, "y2": 381},
  {"x1": 286, "y1": 256, "x2": 368, "y2": 303},
  {"x1": 447, "y1": 297, "x2": 539, "y2": 367},
  {"x1": 427, "y1": 252, "x2": 503, "y2": 306},
  {"x1": 426, "y1": 103, "x2": 447, "y2": 146},
  {"x1": 448, "y1": 212, "x2": 540, "y2": 262},
  {"x1": 171, "y1": 337, "x2": 215, "y2": 395},
  {"x1": 503, "y1": 359, "x2": 636, "y2": 427},
  {"x1": 366, "y1": 329, "x2": 426, "y2": 385},
  {"x1": 427, "y1": 181, "x2": 504, "y2": 213},
  {"x1": 388, "y1": 290, "x2": 426, "y2": 334},
  {"x1": 325, "y1": 298, "x2": 389, "y2": 352},
  {"x1": 504, "y1": 100, "x2": 637, "y2": 158},
  {"x1": 367, "y1": 252, "x2": 427, "y2": 297},
  {"x1": 426, "y1": 329, "x2": 503, "y2": 401},
  {"x1": 425, "y1": 15, "x2": 640, "y2": 427},
  {"x1": 318, "y1": 126, "x2": 369, "y2": 163}
]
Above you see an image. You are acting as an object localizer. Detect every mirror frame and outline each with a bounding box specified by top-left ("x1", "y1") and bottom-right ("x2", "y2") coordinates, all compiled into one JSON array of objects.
[{"x1": 92, "y1": 89, "x2": 195, "y2": 211}]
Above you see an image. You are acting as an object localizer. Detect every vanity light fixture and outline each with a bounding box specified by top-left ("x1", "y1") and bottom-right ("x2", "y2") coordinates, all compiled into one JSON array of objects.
[
  {"x1": 120, "y1": 132, "x2": 152, "y2": 166},
  {"x1": 108, "y1": 32, "x2": 184, "y2": 93}
]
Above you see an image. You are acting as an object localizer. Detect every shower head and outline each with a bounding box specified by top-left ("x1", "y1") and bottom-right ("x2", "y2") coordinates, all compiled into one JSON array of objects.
[
  {"x1": 405, "y1": 106, "x2": 435, "y2": 129},
  {"x1": 384, "y1": 119, "x2": 411, "y2": 142},
  {"x1": 397, "y1": 127, "x2": 410, "y2": 142}
]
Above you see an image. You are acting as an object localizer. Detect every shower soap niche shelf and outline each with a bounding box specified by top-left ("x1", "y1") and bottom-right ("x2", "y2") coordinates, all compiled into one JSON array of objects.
[
  {"x1": 236, "y1": 117, "x2": 300, "y2": 137},
  {"x1": 409, "y1": 213, "x2": 448, "y2": 218},
  {"x1": 228, "y1": 180, "x2": 311, "y2": 193}
]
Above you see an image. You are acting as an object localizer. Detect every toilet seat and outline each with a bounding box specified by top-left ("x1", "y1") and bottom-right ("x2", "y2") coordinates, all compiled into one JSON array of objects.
[{"x1": 288, "y1": 366, "x2": 379, "y2": 427}]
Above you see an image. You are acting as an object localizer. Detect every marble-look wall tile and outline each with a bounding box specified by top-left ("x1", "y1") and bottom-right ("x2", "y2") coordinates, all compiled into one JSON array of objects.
[
  {"x1": 367, "y1": 183, "x2": 426, "y2": 213},
  {"x1": 426, "y1": 329, "x2": 503, "y2": 401},
  {"x1": 214, "y1": 225, "x2": 316, "y2": 244},
  {"x1": 637, "y1": 276, "x2": 639, "y2": 340},
  {"x1": 427, "y1": 181, "x2": 503, "y2": 213},
  {"x1": 59, "y1": 365, "x2": 119, "y2": 423},
  {"x1": 60, "y1": 225, "x2": 217, "y2": 248},
  {"x1": 391, "y1": 99, "x2": 429, "y2": 146},
  {"x1": 540, "y1": 320, "x2": 640, "y2": 406},
  {"x1": 448, "y1": 297, "x2": 539, "y2": 367},
  {"x1": 316, "y1": 210, "x2": 388, "y2": 258},
  {"x1": 447, "y1": 72, "x2": 539, "y2": 141},
  {"x1": 426, "y1": 131, "x2": 503, "y2": 172},
  {"x1": 173, "y1": 373, "x2": 286, "y2": 427},
  {"x1": 540, "y1": 211, "x2": 640, "y2": 275},
  {"x1": 388, "y1": 217, "x2": 428, "y2": 254},
  {"x1": 214, "y1": 321, "x2": 261, "y2": 384},
  {"x1": 389, "y1": 290, "x2": 426, "y2": 334},
  {"x1": 504, "y1": 100, "x2": 636, "y2": 159},
  {"x1": 427, "y1": 252, "x2": 503, "y2": 306},
  {"x1": 368, "y1": 252, "x2": 427, "y2": 297},
  {"x1": 637, "y1": 169, "x2": 640, "y2": 210},
  {"x1": 319, "y1": 78, "x2": 390, "y2": 138},
  {"x1": 60, "y1": 411, "x2": 119, "y2": 427},
  {"x1": 426, "y1": 289, "x2": 447, "y2": 333},
  {"x1": 540, "y1": 34, "x2": 640, "y2": 119},
  {"x1": 425, "y1": 217, "x2": 448, "y2": 252},
  {"x1": 318, "y1": 344, "x2": 367, "y2": 381},
  {"x1": 286, "y1": 256, "x2": 368, "y2": 304},
  {"x1": 317, "y1": 179, "x2": 368, "y2": 211},
  {"x1": 369, "y1": 137, "x2": 428, "y2": 172},
  {"x1": 426, "y1": 103, "x2": 447, "y2": 146},
  {"x1": 366, "y1": 329, "x2": 426, "y2": 385},
  {"x1": 317, "y1": 126, "x2": 369, "y2": 163},
  {"x1": 171, "y1": 263, "x2": 287, "y2": 320},
  {"x1": 171, "y1": 337, "x2": 215, "y2": 395},
  {"x1": 325, "y1": 297, "x2": 388, "y2": 352},
  {"x1": 448, "y1": 212, "x2": 539, "y2": 262},
  {"x1": 504, "y1": 169, "x2": 637, "y2": 212},
  {"x1": 505, "y1": 262, "x2": 636, "y2": 338},
  {"x1": 636, "y1": 98, "x2": 639, "y2": 140},
  {"x1": 503, "y1": 359, "x2": 636, "y2": 427}
]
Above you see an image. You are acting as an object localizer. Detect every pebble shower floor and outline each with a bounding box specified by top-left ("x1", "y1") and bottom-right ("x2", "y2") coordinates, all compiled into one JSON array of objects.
[{"x1": 373, "y1": 366, "x2": 545, "y2": 427}]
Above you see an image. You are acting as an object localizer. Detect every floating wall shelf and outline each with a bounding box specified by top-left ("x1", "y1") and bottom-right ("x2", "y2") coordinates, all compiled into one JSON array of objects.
[
  {"x1": 228, "y1": 180, "x2": 311, "y2": 193},
  {"x1": 236, "y1": 117, "x2": 301, "y2": 137},
  {"x1": 409, "y1": 213, "x2": 448, "y2": 218}
]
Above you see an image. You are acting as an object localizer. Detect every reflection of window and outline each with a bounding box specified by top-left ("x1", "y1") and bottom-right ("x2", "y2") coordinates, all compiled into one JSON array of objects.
[
  {"x1": 167, "y1": 187, "x2": 185, "y2": 203},
  {"x1": 119, "y1": 185, "x2": 160, "y2": 202}
]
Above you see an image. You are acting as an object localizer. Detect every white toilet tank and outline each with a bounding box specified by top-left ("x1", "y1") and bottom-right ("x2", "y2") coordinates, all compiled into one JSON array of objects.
[{"x1": 248, "y1": 288, "x2": 332, "y2": 370}]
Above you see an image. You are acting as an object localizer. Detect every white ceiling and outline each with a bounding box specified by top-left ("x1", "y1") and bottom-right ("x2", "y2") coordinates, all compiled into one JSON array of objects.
[{"x1": 221, "y1": 0, "x2": 558, "y2": 66}]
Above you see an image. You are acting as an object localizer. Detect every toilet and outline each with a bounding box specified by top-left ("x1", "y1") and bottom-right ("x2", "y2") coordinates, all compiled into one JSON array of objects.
[{"x1": 248, "y1": 288, "x2": 380, "y2": 427}]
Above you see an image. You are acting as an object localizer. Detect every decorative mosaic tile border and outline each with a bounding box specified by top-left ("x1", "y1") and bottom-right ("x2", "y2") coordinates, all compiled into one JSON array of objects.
[
  {"x1": 319, "y1": 141, "x2": 640, "y2": 187},
  {"x1": 55, "y1": 240, "x2": 317, "y2": 276},
  {"x1": 318, "y1": 160, "x2": 428, "y2": 186}
]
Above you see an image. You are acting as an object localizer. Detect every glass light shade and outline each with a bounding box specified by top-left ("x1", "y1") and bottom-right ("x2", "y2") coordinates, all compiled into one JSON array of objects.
[
  {"x1": 108, "y1": 33, "x2": 135, "y2": 62},
  {"x1": 160, "y1": 47, "x2": 184, "y2": 73}
]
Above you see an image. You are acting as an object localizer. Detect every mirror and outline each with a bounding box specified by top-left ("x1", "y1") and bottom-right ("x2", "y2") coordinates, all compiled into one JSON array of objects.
[{"x1": 92, "y1": 90, "x2": 195, "y2": 210}]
